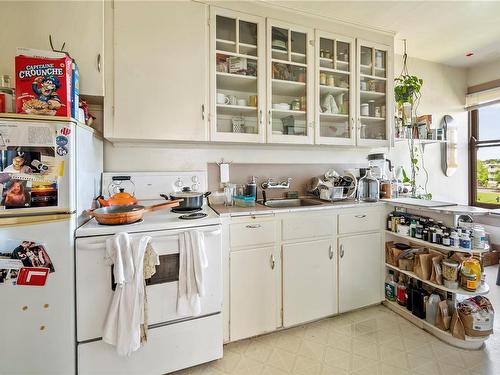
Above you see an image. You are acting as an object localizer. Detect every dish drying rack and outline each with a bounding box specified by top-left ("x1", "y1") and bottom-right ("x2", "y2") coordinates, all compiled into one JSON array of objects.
[{"x1": 306, "y1": 171, "x2": 358, "y2": 202}]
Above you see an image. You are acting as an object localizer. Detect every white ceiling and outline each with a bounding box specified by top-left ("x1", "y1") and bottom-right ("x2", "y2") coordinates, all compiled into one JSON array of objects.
[{"x1": 264, "y1": 0, "x2": 500, "y2": 68}]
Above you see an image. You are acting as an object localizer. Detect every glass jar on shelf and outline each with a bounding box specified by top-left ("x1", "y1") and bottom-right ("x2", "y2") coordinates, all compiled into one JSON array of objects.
[{"x1": 357, "y1": 168, "x2": 379, "y2": 202}]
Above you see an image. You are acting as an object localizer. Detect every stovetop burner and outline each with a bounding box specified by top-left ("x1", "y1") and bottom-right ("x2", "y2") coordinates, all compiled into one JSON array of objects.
[
  {"x1": 98, "y1": 219, "x2": 144, "y2": 226},
  {"x1": 171, "y1": 208, "x2": 202, "y2": 214},
  {"x1": 179, "y1": 213, "x2": 208, "y2": 220}
]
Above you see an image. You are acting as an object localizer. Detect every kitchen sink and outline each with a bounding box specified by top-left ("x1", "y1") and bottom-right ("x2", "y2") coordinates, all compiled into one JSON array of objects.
[{"x1": 258, "y1": 198, "x2": 323, "y2": 208}]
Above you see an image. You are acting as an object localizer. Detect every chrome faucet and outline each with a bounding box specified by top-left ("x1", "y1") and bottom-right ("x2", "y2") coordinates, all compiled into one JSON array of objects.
[{"x1": 261, "y1": 177, "x2": 292, "y2": 189}]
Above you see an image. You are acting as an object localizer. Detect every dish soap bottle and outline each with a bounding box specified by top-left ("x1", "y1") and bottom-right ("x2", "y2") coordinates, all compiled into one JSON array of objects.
[
  {"x1": 385, "y1": 271, "x2": 397, "y2": 301},
  {"x1": 245, "y1": 176, "x2": 257, "y2": 200}
]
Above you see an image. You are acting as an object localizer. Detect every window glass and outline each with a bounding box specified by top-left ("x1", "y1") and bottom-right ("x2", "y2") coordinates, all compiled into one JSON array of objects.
[
  {"x1": 477, "y1": 103, "x2": 500, "y2": 141},
  {"x1": 476, "y1": 146, "x2": 500, "y2": 206}
]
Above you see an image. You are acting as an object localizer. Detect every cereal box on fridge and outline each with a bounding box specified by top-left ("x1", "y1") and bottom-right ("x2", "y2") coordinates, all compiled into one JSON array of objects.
[{"x1": 15, "y1": 48, "x2": 72, "y2": 117}]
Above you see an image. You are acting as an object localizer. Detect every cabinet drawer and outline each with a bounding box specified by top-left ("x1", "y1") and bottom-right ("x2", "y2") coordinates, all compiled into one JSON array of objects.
[
  {"x1": 282, "y1": 213, "x2": 336, "y2": 241},
  {"x1": 338, "y1": 210, "x2": 380, "y2": 234},
  {"x1": 230, "y1": 220, "x2": 276, "y2": 248}
]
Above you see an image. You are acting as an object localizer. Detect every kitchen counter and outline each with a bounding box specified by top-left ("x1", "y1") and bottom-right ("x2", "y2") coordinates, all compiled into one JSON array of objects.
[{"x1": 210, "y1": 198, "x2": 385, "y2": 217}]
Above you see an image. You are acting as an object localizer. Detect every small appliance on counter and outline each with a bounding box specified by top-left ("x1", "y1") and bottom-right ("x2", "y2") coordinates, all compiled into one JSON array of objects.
[{"x1": 357, "y1": 168, "x2": 379, "y2": 202}]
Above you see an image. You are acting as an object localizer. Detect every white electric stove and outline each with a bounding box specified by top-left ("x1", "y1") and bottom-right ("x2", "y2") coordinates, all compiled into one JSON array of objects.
[{"x1": 75, "y1": 172, "x2": 223, "y2": 375}]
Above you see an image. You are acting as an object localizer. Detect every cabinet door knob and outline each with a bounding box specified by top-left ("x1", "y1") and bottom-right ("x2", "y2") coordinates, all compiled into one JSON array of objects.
[
  {"x1": 97, "y1": 53, "x2": 101, "y2": 73},
  {"x1": 270, "y1": 254, "x2": 276, "y2": 270},
  {"x1": 328, "y1": 245, "x2": 334, "y2": 260},
  {"x1": 340, "y1": 244, "x2": 345, "y2": 258}
]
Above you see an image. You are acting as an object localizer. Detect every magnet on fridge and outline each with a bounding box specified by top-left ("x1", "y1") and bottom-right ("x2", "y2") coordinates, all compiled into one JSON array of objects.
[
  {"x1": 55, "y1": 135, "x2": 68, "y2": 146},
  {"x1": 56, "y1": 146, "x2": 68, "y2": 157},
  {"x1": 60, "y1": 127, "x2": 71, "y2": 136},
  {"x1": 16, "y1": 267, "x2": 49, "y2": 286},
  {"x1": 58, "y1": 160, "x2": 65, "y2": 176}
]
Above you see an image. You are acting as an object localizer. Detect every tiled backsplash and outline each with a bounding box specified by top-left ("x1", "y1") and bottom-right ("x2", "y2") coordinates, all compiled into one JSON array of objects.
[{"x1": 207, "y1": 162, "x2": 364, "y2": 199}]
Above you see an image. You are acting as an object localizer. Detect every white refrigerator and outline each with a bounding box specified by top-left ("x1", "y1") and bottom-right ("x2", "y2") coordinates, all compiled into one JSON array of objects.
[{"x1": 0, "y1": 116, "x2": 103, "y2": 375}]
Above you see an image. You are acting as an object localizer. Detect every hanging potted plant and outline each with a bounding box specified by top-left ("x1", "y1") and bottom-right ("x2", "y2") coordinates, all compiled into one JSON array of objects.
[{"x1": 394, "y1": 41, "x2": 428, "y2": 199}]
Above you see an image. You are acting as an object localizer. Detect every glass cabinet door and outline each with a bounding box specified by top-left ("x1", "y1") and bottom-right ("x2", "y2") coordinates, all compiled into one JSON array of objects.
[
  {"x1": 315, "y1": 31, "x2": 355, "y2": 145},
  {"x1": 211, "y1": 9, "x2": 265, "y2": 142},
  {"x1": 267, "y1": 20, "x2": 313, "y2": 144},
  {"x1": 357, "y1": 40, "x2": 392, "y2": 146}
]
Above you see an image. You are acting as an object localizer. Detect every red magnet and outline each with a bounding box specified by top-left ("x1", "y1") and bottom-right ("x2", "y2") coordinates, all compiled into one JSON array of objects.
[{"x1": 16, "y1": 267, "x2": 49, "y2": 286}]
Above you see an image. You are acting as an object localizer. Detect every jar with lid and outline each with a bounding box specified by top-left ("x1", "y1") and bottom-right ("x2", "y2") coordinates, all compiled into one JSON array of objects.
[
  {"x1": 442, "y1": 259, "x2": 459, "y2": 282},
  {"x1": 356, "y1": 168, "x2": 379, "y2": 202},
  {"x1": 368, "y1": 100, "x2": 376, "y2": 116},
  {"x1": 320, "y1": 72, "x2": 327, "y2": 85},
  {"x1": 387, "y1": 213, "x2": 394, "y2": 231},
  {"x1": 450, "y1": 231, "x2": 459, "y2": 248},
  {"x1": 415, "y1": 223, "x2": 423, "y2": 239},
  {"x1": 460, "y1": 232, "x2": 472, "y2": 250},
  {"x1": 442, "y1": 233, "x2": 451, "y2": 246}
]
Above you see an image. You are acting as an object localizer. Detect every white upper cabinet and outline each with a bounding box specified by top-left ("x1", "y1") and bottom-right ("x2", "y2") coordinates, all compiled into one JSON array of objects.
[
  {"x1": 210, "y1": 8, "x2": 266, "y2": 143},
  {"x1": 0, "y1": 1, "x2": 104, "y2": 96},
  {"x1": 267, "y1": 19, "x2": 314, "y2": 144},
  {"x1": 112, "y1": 1, "x2": 208, "y2": 141},
  {"x1": 356, "y1": 40, "x2": 393, "y2": 147},
  {"x1": 315, "y1": 31, "x2": 356, "y2": 146}
]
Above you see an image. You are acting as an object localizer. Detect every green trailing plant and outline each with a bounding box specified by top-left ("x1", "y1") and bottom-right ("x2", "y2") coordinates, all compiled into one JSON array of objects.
[{"x1": 395, "y1": 41, "x2": 429, "y2": 199}]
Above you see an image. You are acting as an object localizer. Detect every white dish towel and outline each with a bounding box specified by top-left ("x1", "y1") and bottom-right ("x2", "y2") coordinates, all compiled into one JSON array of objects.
[
  {"x1": 177, "y1": 230, "x2": 208, "y2": 316},
  {"x1": 102, "y1": 232, "x2": 153, "y2": 356}
]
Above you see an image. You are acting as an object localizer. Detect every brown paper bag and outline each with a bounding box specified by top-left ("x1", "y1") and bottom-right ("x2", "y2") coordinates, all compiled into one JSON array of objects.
[
  {"x1": 450, "y1": 310, "x2": 466, "y2": 340},
  {"x1": 430, "y1": 255, "x2": 444, "y2": 285},
  {"x1": 385, "y1": 241, "x2": 395, "y2": 265},
  {"x1": 414, "y1": 253, "x2": 433, "y2": 280},
  {"x1": 435, "y1": 300, "x2": 451, "y2": 331}
]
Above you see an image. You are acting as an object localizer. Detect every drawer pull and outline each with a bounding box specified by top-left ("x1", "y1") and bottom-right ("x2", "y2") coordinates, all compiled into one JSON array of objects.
[
  {"x1": 355, "y1": 214, "x2": 367, "y2": 218},
  {"x1": 270, "y1": 254, "x2": 275, "y2": 270},
  {"x1": 328, "y1": 245, "x2": 334, "y2": 260},
  {"x1": 340, "y1": 244, "x2": 345, "y2": 258},
  {"x1": 245, "y1": 224, "x2": 262, "y2": 229}
]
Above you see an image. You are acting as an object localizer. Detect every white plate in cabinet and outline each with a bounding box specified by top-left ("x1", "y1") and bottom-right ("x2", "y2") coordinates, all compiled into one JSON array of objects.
[
  {"x1": 230, "y1": 246, "x2": 279, "y2": 341},
  {"x1": 338, "y1": 233, "x2": 383, "y2": 313},
  {"x1": 230, "y1": 220, "x2": 276, "y2": 248},
  {"x1": 338, "y1": 210, "x2": 381, "y2": 235},
  {"x1": 283, "y1": 239, "x2": 337, "y2": 327},
  {"x1": 282, "y1": 213, "x2": 336, "y2": 241}
]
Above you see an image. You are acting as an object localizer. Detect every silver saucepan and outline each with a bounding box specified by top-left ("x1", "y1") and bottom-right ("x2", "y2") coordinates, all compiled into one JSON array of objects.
[{"x1": 161, "y1": 187, "x2": 211, "y2": 211}]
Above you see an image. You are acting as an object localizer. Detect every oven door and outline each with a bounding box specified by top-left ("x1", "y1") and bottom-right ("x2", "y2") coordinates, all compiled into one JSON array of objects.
[{"x1": 75, "y1": 225, "x2": 222, "y2": 343}]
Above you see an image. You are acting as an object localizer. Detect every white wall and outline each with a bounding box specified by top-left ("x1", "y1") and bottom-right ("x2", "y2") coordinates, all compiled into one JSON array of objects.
[
  {"x1": 389, "y1": 55, "x2": 469, "y2": 204},
  {"x1": 467, "y1": 59, "x2": 500, "y2": 87},
  {"x1": 105, "y1": 55, "x2": 470, "y2": 203}
]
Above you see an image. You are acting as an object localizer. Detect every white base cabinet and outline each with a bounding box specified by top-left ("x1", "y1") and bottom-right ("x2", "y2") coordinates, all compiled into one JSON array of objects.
[
  {"x1": 230, "y1": 246, "x2": 279, "y2": 341},
  {"x1": 282, "y1": 239, "x2": 337, "y2": 327},
  {"x1": 338, "y1": 232, "x2": 383, "y2": 312}
]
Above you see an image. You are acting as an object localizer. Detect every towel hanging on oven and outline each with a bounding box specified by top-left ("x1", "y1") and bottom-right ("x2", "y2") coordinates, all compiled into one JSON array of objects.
[
  {"x1": 102, "y1": 232, "x2": 157, "y2": 356},
  {"x1": 177, "y1": 230, "x2": 208, "y2": 316}
]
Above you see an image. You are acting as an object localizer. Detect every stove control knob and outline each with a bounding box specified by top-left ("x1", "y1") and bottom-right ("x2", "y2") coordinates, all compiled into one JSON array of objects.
[
  {"x1": 192, "y1": 183, "x2": 200, "y2": 191},
  {"x1": 191, "y1": 176, "x2": 199, "y2": 183},
  {"x1": 175, "y1": 178, "x2": 183, "y2": 188}
]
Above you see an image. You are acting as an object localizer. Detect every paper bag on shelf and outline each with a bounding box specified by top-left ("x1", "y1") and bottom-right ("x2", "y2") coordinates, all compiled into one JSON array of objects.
[
  {"x1": 435, "y1": 300, "x2": 451, "y2": 331},
  {"x1": 414, "y1": 253, "x2": 433, "y2": 280},
  {"x1": 430, "y1": 255, "x2": 444, "y2": 285},
  {"x1": 450, "y1": 310, "x2": 466, "y2": 340}
]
